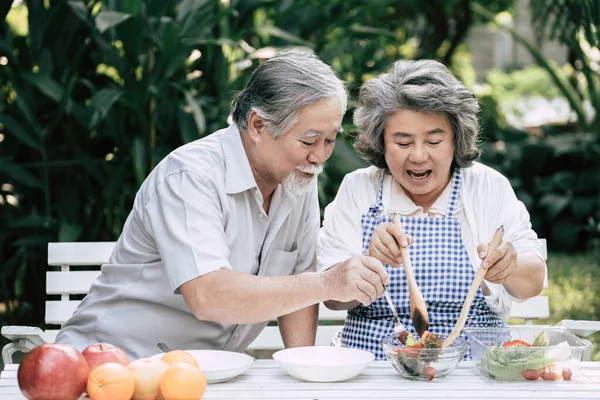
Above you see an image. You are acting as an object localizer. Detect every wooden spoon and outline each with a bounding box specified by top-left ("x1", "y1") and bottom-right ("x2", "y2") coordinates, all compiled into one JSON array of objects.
[
  {"x1": 392, "y1": 215, "x2": 430, "y2": 337},
  {"x1": 442, "y1": 225, "x2": 505, "y2": 348}
]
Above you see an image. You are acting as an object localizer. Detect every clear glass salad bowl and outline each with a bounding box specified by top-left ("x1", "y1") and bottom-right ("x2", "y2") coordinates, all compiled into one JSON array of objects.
[
  {"x1": 380, "y1": 333, "x2": 468, "y2": 381},
  {"x1": 464, "y1": 326, "x2": 593, "y2": 382}
]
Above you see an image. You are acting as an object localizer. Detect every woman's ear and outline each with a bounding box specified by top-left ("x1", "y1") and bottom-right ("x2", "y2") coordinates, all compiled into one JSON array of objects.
[{"x1": 247, "y1": 110, "x2": 267, "y2": 144}]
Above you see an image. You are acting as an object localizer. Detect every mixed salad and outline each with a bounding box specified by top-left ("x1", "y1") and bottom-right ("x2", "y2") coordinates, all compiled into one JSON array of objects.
[
  {"x1": 390, "y1": 331, "x2": 442, "y2": 379},
  {"x1": 482, "y1": 331, "x2": 573, "y2": 381}
]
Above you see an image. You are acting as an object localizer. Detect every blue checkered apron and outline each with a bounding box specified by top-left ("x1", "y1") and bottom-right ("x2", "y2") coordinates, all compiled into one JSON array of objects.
[{"x1": 333, "y1": 168, "x2": 505, "y2": 360}]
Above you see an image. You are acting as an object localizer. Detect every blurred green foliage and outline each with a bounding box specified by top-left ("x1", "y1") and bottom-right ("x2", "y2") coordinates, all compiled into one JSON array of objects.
[{"x1": 541, "y1": 252, "x2": 600, "y2": 361}]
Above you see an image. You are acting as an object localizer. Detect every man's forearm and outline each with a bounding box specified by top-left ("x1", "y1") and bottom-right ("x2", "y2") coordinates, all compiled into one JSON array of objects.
[
  {"x1": 278, "y1": 304, "x2": 319, "y2": 348},
  {"x1": 503, "y1": 253, "x2": 546, "y2": 299},
  {"x1": 180, "y1": 269, "x2": 328, "y2": 324}
]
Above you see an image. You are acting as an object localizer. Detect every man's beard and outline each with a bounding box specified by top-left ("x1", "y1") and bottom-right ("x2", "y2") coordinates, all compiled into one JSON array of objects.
[{"x1": 282, "y1": 164, "x2": 324, "y2": 196}]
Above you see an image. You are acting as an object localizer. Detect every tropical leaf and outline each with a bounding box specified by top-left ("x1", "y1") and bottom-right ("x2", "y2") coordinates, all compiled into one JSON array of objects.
[
  {"x1": 25, "y1": 0, "x2": 45, "y2": 61},
  {"x1": 178, "y1": 110, "x2": 200, "y2": 144},
  {"x1": 88, "y1": 88, "x2": 124, "y2": 129},
  {"x1": 58, "y1": 221, "x2": 82, "y2": 242},
  {"x1": 0, "y1": 113, "x2": 42, "y2": 151},
  {"x1": 132, "y1": 137, "x2": 147, "y2": 188},
  {"x1": 95, "y1": 10, "x2": 132, "y2": 33},
  {"x1": 0, "y1": 160, "x2": 43, "y2": 189},
  {"x1": 183, "y1": 91, "x2": 206, "y2": 136},
  {"x1": 539, "y1": 193, "x2": 571, "y2": 220},
  {"x1": 20, "y1": 72, "x2": 63, "y2": 103},
  {"x1": 7, "y1": 214, "x2": 55, "y2": 230},
  {"x1": 254, "y1": 26, "x2": 315, "y2": 47}
]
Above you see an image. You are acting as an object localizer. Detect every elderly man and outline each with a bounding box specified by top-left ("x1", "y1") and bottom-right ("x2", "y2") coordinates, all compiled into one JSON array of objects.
[{"x1": 57, "y1": 50, "x2": 390, "y2": 359}]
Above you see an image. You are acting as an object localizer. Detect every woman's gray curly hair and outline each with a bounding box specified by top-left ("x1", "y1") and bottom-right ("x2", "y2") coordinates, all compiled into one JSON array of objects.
[{"x1": 353, "y1": 59, "x2": 481, "y2": 170}]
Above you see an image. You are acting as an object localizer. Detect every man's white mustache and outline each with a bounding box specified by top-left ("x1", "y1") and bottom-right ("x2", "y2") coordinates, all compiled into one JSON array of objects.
[{"x1": 296, "y1": 164, "x2": 323, "y2": 175}]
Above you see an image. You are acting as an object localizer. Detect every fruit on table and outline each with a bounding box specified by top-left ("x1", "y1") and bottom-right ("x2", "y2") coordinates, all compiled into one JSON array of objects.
[
  {"x1": 87, "y1": 362, "x2": 135, "y2": 400},
  {"x1": 161, "y1": 350, "x2": 200, "y2": 369},
  {"x1": 160, "y1": 362, "x2": 207, "y2": 400},
  {"x1": 17, "y1": 343, "x2": 90, "y2": 400},
  {"x1": 127, "y1": 358, "x2": 170, "y2": 400},
  {"x1": 82, "y1": 343, "x2": 130, "y2": 371},
  {"x1": 521, "y1": 369, "x2": 542, "y2": 380},
  {"x1": 521, "y1": 366, "x2": 572, "y2": 381}
]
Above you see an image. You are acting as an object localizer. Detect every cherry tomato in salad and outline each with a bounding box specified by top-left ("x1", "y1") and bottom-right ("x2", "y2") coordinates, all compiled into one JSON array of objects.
[
  {"x1": 502, "y1": 339, "x2": 531, "y2": 347},
  {"x1": 423, "y1": 366, "x2": 436, "y2": 381}
]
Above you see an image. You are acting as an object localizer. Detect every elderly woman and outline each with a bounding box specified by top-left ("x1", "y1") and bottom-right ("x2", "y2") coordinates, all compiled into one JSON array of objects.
[{"x1": 317, "y1": 59, "x2": 546, "y2": 359}]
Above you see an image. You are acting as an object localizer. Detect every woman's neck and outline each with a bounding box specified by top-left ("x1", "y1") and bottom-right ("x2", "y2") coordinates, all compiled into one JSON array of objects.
[{"x1": 404, "y1": 172, "x2": 453, "y2": 213}]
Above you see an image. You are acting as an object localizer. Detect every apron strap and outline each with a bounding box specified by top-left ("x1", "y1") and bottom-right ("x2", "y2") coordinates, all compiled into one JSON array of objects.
[
  {"x1": 366, "y1": 169, "x2": 386, "y2": 216},
  {"x1": 446, "y1": 168, "x2": 462, "y2": 218}
]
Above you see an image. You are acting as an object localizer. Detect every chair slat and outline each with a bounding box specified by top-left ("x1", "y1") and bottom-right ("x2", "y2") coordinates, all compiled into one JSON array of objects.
[
  {"x1": 508, "y1": 296, "x2": 549, "y2": 320},
  {"x1": 48, "y1": 242, "x2": 114, "y2": 266},
  {"x1": 45, "y1": 301, "x2": 81, "y2": 325},
  {"x1": 46, "y1": 271, "x2": 101, "y2": 295},
  {"x1": 41, "y1": 330, "x2": 59, "y2": 343}
]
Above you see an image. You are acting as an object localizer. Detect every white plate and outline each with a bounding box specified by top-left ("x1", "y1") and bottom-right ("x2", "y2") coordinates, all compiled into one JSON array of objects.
[
  {"x1": 150, "y1": 350, "x2": 254, "y2": 383},
  {"x1": 273, "y1": 346, "x2": 374, "y2": 382}
]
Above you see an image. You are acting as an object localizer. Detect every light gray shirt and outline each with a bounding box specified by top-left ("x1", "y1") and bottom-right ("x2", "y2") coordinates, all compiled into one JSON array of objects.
[{"x1": 56, "y1": 125, "x2": 320, "y2": 360}]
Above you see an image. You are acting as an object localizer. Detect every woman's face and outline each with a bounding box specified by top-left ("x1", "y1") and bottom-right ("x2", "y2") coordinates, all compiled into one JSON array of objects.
[{"x1": 383, "y1": 109, "x2": 455, "y2": 208}]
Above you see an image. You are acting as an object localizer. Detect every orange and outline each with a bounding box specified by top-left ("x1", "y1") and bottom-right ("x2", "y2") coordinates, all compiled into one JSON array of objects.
[
  {"x1": 87, "y1": 362, "x2": 136, "y2": 400},
  {"x1": 160, "y1": 350, "x2": 199, "y2": 369},
  {"x1": 160, "y1": 362, "x2": 207, "y2": 400}
]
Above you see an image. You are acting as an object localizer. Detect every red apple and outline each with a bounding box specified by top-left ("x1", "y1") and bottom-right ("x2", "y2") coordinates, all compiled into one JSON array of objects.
[
  {"x1": 18, "y1": 343, "x2": 89, "y2": 400},
  {"x1": 82, "y1": 342, "x2": 129, "y2": 371},
  {"x1": 127, "y1": 358, "x2": 170, "y2": 400}
]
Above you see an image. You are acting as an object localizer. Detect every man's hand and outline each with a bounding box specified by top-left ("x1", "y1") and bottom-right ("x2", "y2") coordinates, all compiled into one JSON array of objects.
[
  {"x1": 366, "y1": 221, "x2": 413, "y2": 267},
  {"x1": 478, "y1": 240, "x2": 518, "y2": 284},
  {"x1": 323, "y1": 255, "x2": 389, "y2": 306}
]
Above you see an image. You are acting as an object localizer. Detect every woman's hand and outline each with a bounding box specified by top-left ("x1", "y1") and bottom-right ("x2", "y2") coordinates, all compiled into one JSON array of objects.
[
  {"x1": 366, "y1": 221, "x2": 413, "y2": 267},
  {"x1": 477, "y1": 240, "x2": 518, "y2": 284}
]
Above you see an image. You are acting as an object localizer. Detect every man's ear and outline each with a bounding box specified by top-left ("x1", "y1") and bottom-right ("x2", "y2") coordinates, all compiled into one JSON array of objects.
[{"x1": 247, "y1": 110, "x2": 267, "y2": 144}]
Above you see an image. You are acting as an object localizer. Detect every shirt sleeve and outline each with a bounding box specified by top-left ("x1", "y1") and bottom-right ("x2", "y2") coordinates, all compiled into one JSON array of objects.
[
  {"x1": 317, "y1": 174, "x2": 366, "y2": 271},
  {"x1": 482, "y1": 171, "x2": 546, "y2": 310},
  {"x1": 143, "y1": 170, "x2": 231, "y2": 293}
]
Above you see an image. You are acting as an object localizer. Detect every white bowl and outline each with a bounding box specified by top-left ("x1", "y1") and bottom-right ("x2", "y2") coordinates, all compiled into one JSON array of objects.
[
  {"x1": 150, "y1": 350, "x2": 253, "y2": 383},
  {"x1": 273, "y1": 346, "x2": 374, "y2": 382}
]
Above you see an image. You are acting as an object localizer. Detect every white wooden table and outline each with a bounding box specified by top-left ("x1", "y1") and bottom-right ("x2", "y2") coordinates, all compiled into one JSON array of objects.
[{"x1": 2, "y1": 360, "x2": 600, "y2": 399}]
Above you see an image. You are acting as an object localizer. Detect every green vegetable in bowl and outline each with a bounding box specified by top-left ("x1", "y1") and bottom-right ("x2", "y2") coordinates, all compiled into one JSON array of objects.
[
  {"x1": 532, "y1": 331, "x2": 549, "y2": 347},
  {"x1": 483, "y1": 341, "x2": 572, "y2": 380}
]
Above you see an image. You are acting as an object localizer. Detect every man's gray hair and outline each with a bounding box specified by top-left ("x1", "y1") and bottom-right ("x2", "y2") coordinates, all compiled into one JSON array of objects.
[
  {"x1": 231, "y1": 50, "x2": 347, "y2": 138},
  {"x1": 354, "y1": 59, "x2": 481, "y2": 170}
]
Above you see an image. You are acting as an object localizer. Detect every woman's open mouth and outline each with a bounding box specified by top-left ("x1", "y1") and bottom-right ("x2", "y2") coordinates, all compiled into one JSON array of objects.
[{"x1": 407, "y1": 170, "x2": 432, "y2": 180}]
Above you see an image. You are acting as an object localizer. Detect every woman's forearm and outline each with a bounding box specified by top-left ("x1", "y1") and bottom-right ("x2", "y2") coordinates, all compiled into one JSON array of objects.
[{"x1": 503, "y1": 253, "x2": 546, "y2": 299}]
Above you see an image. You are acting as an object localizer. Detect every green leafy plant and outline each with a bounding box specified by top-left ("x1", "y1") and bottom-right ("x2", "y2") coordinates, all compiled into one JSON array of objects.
[{"x1": 473, "y1": 1, "x2": 600, "y2": 132}]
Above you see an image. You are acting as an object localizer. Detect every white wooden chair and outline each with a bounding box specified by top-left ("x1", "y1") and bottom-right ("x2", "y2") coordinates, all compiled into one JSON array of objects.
[{"x1": 1, "y1": 239, "x2": 596, "y2": 365}]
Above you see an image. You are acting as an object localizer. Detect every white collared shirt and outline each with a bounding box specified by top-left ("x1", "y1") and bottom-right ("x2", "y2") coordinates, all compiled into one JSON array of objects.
[
  {"x1": 57, "y1": 125, "x2": 320, "y2": 359},
  {"x1": 317, "y1": 163, "x2": 546, "y2": 318}
]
